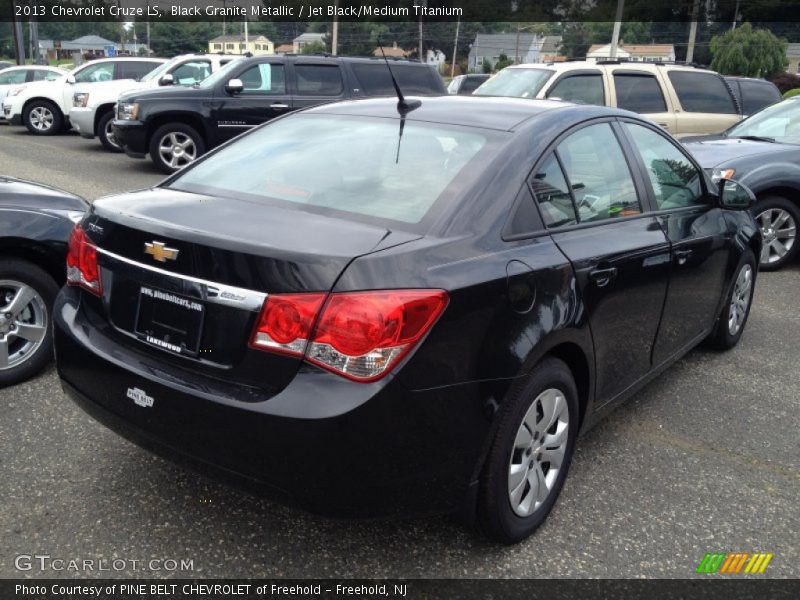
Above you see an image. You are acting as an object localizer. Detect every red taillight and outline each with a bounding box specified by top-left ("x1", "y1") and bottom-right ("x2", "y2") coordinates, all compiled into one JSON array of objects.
[
  {"x1": 66, "y1": 225, "x2": 102, "y2": 296},
  {"x1": 250, "y1": 290, "x2": 448, "y2": 382}
]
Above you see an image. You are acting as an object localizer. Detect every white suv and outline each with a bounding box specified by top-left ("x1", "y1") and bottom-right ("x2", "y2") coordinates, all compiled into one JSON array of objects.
[
  {"x1": 71, "y1": 54, "x2": 239, "y2": 152},
  {"x1": 2, "y1": 57, "x2": 164, "y2": 136}
]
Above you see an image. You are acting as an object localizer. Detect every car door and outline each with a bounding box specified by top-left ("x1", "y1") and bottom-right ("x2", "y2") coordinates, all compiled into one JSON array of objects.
[
  {"x1": 289, "y1": 62, "x2": 347, "y2": 110},
  {"x1": 619, "y1": 120, "x2": 731, "y2": 364},
  {"x1": 212, "y1": 60, "x2": 291, "y2": 145},
  {"x1": 536, "y1": 121, "x2": 672, "y2": 404},
  {"x1": 610, "y1": 69, "x2": 677, "y2": 133}
]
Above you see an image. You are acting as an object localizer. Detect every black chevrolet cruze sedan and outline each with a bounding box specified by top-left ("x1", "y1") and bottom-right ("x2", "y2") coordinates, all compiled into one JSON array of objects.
[{"x1": 55, "y1": 96, "x2": 760, "y2": 543}]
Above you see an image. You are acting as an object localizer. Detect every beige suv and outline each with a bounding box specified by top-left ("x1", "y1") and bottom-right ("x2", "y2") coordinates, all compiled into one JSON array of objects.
[{"x1": 474, "y1": 61, "x2": 743, "y2": 137}]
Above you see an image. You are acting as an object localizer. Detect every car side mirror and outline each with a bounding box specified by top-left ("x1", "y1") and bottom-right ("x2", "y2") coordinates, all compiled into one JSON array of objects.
[
  {"x1": 66, "y1": 75, "x2": 76, "y2": 84},
  {"x1": 225, "y1": 78, "x2": 244, "y2": 95},
  {"x1": 158, "y1": 73, "x2": 174, "y2": 86},
  {"x1": 718, "y1": 178, "x2": 755, "y2": 210}
]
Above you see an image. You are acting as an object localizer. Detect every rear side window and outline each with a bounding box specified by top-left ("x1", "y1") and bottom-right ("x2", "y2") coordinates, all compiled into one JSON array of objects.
[
  {"x1": 613, "y1": 73, "x2": 667, "y2": 113},
  {"x1": 295, "y1": 64, "x2": 344, "y2": 96},
  {"x1": 547, "y1": 73, "x2": 604, "y2": 106},
  {"x1": 350, "y1": 63, "x2": 442, "y2": 96},
  {"x1": 74, "y1": 62, "x2": 115, "y2": 83},
  {"x1": 739, "y1": 80, "x2": 781, "y2": 114},
  {"x1": 238, "y1": 63, "x2": 286, "y2": 95},
  {"x1": 668, "y1": 72, "x2": 736, "y2": 114},
  {"x1": 118, "y1": 61, "x2": 160, "y2": 80},
  {"x1": 556, "y1": 123, "x2": 641, "y2": 223},
  {"x1": 530, "y1": 153, "x2": 577, "y2": 227}
]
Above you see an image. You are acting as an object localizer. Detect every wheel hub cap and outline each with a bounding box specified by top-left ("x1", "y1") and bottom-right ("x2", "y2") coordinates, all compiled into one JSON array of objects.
[
  {"x1": 507, "y1": 388, "x2": 570, "y2": 518},
  {"x1": 757, "y1": 208, "x2": 796, "y2": 265},
  {"x1": 728, "y1": 264, "x2": 752, "y2": 336},
  {"x1": 0, "y1": 281, "x2": 47, "y2": 371}
]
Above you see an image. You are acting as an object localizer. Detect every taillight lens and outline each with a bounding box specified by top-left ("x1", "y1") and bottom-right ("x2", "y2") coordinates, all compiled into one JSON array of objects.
[
  {"x1": 250, "y1": 290, "x2": 448, "y2": 382},
  {"x1": 66, "y1": 225, "x2": 102, "y2": 296}
]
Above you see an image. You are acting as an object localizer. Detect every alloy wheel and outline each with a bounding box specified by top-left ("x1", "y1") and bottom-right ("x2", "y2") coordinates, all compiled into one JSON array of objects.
[
  {"x1": 158, "y1": 132, "x2": 197, "y2": 169},
  {"x1": 29, "y1": 106, "x2": 54, "y2": 132},
  {"x1": 0, "y1": 280, "x2": 47, "y2": 371},
  {"x1": 104, "y1": 118, "x2": 120, "y2": 150},
  {"x1": 757, "y1": 208, "x2": 796, "y2": 266},
  {"x1": 728, "y1": 264, "x2": 753, "y2": 336},
  {"x1": 508, "y1": 388, "x2": 570, "y2": 517}
]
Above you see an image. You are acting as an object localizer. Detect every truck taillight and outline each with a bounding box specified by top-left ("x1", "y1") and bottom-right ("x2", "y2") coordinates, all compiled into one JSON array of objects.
[
  {"x1": 250, "y1": 290, "x2": 448, "y2": 382},
  {"x1": 66, "y1": 225, "x2": 102, "y2": 296}
]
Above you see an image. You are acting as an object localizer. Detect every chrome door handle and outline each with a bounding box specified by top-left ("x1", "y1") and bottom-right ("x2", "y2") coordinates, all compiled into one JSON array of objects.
[
  {"x1": 270, "y1": 103, "x2": 289, "y2": 109},
  {"x1": 588, "y1": 267, "x2": 618, "y2": 287},
  {"x1": 675, "y1": 249, "x2": 693, "y2": 265}
]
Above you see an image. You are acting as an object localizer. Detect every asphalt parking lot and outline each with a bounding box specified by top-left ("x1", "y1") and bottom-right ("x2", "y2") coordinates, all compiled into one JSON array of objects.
[{"x1": 0, "y1": 125, "x2": 798, "y2": 579}]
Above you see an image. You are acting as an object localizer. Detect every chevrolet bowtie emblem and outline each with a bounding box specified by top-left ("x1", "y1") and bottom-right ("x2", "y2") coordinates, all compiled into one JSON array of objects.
[{"x1": 144, "y1": 241, "x2": 179, "y2": 262}]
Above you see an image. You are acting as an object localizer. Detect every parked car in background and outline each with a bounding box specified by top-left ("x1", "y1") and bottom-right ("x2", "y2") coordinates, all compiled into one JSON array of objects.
[
  {"x1": 447, "y1": 74, "x2": 490, "y2": 95},
  {"x1": 475, "y1": 61, "x2": 742, "y2": 137},
  {"x1": 725, "y1": 76, "x2": 782, "y2": 116},
  {"x1": 2, "y1": 57, "x2": 165, "y2": 136},
  {"x1": 57, "y1": 96, "x2": 759, "y2": 543},
  {"x1": 0, "y1": 66, "x2": 66, "y2": 106},
  {"x1": 0, "y1": 61, "x2": 14, "y2": 70},
  {"x1": 71, "y1": 54, "x2": 240, "y2": 152},
  {"x1": 113, "y1": 55, "x2": 447, "y2": 173},
  {"x1": 684, "y1": 96, "x2": 800, "y2": 270},
  {"x1": 0, "y1": 177, "x2": 87, "y2": 386}
]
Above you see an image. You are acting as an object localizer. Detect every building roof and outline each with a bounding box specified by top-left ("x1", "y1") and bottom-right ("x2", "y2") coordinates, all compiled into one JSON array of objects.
[
  {"x1": 294, "y1": 32, "x2": 327, "y2": 43},
  {"x1": 275, "y1": 43, "x2": 294, "y2": 53},
  {"x1": 540, "y1": 36, "x2": 562, "y2": 54},
  {"x1": 470, "y1": 33, "x2": 538, "y2": 57},
  {"x1": 373, "y1": 45, "x2": 409, "y2": 58},
  {"x1": 787, "y1": 43, "x2": 800, "y2": 58},
  {"x1": 210, "y1": 34, "x2": 270, "y2": 43},
  {"x1": 71, "y1": 35, "x2": 116, "y2": 46},
  {"x1": 588, "y1": 43, "x2": 675, "y2": 57}
]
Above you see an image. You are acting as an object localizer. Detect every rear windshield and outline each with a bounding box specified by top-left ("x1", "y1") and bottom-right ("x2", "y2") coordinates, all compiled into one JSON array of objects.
[
  {"x1": 168, "y1": 114, "x2": 501, "y2": 229},
  {"x1": 473, "y1": 68, "x2": 554, "y2": 99},
  {"x1": 349, "y1": 63, "x2": 444, "y2": 95}
]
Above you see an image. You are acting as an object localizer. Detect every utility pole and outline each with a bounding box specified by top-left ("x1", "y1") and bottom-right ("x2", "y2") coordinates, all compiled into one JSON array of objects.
[
  {"x1": 733, "y1": 0, "x2": 740, "y2": 29},
  {"x1": 609, "y1": 0, "x2": 625, "y2": 59},
  {"x1": 146, "y1": 0, "x2": 151, "y2": 54},
  {"x1": 12, "y1": 16, "x2": 25, "y2": 65},
  {"x1": 31, "y1": 19, "x2": 41, "y2": 64},
  {"x1": 417, "y1": 0, "x2": 426, "y2": 62},
  {"x1": 331, "y1": 0, "x2": 339, "y2": 55},
  {"x1": 451, "y1": 16, "x2": 460, "y2": 79},
  {"x1": 686, "y1": 0, "x2": 700, "y2": 64}
]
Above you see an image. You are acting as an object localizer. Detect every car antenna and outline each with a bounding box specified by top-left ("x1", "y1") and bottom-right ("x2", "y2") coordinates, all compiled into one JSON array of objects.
[{"x1": 377, "y1": 40, "x2": 421, "y2": 164}]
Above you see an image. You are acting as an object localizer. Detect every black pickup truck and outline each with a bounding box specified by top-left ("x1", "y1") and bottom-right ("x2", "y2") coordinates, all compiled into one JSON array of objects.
[{"x1": 113, "y1": 54, "x2": 447, "y2": 173}]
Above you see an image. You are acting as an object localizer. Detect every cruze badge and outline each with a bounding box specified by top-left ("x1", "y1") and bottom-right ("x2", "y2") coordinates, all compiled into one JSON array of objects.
[
  {"x1": 126, "y1": 387, "x2": 154, "y2": 408},
  {"x1": 144, "y1": 241, "x2": 179, "y2": 263}
]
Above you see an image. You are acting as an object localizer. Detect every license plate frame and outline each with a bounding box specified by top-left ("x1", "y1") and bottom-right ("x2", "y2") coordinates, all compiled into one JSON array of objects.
[{"x1": 134, "y1": 285, "x2": 205, "y2": 357}]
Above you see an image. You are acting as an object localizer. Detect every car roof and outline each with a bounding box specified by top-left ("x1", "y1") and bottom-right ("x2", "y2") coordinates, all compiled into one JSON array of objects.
[
  {"x1": 507, "y1": 60, "x2": 720, "y2": 75},
  {"x1": 303, "y1": 95, "x2": 625, "y2": 131}
]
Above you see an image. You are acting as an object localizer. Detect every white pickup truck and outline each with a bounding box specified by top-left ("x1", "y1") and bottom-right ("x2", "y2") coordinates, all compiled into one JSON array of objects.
[
  {"x1": 70, "y1": 54, "x2": 240, "y2": 152},
  {"x1": 2, "y1": 57, "x2": 165, "y2": 136}
]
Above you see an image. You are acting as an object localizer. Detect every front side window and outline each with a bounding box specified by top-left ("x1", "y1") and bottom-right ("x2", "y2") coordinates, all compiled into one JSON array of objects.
[
  {"x1": 557, "y1": 123, "x2": 640, "y2": 222},
  {"x1": 169, "y1": 115, "x2": 494, "y2": 228},
  {"x1": 547, "y1": 73, "x2": 605, "y2": 106},
  {"x1": 238, "y1": 63, "x2": 286, "y2": 95},
  {"x1": 530, "y1": 153, "x2": 576, "y2": 227},
  {"x1": 624, "y1": 123, "x2": 705, "y2": 210},
  {"x1": 32, "y1": 69, "x2": 62, "y2": 82},
  {"x1": 295, "y1": 64, "x2": 344, "y2": 96},
  {"x1": 171, "y1": 60, "x2": 212, "y2": 85},
  {"x1": 0, "y1": 70, "x2": 26, "y2": 85},
  {"x1": 668, "y1": 72, "x2": 737, "y2": 114},
  {"x1": 613, "y1": 73, "x2": 667, "y2": 113},
  {"x1": 74, "y1": 62, "x2": 115, "y2": 83}
]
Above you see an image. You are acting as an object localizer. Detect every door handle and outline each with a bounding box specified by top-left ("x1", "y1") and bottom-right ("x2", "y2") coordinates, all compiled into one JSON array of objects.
[
  {"x1": 270, "y1": 103, "x2": 289, "y2": 109},
  {"x1": 658, "y1": 123, "x2": 670, "y2": 129},
  {"x1": 588, "y1": 267, "x2": 618, "y2": 287},
  {"x1": 675, "y1": 249, "x2": 693, "y2": 265}
]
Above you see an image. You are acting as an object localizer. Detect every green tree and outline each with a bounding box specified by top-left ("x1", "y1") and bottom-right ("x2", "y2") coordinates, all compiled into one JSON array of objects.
[
  {"x1": 710, "y1": 23, "x2": 788, "y2": 78},
  {"x1": 301, "y1": 40, "x2": 327, "y2": 55},
  {"x1": 494, "y1": 53, "x2": 513, "y2": 71},
  {"x1": 482, "y1": 58, "x2": 492, "y2": 74}
]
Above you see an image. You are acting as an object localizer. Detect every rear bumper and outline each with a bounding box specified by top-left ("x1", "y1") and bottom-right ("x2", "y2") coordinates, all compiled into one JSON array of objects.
[
  {"x1": 113, "y1": 119, "x2": 147, "y2": 158},
  {"x1": 54, "y1": 286, "x2": 490, "y2": 517}
]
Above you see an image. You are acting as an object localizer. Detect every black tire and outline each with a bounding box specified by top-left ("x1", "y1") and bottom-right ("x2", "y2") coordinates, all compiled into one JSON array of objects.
[
  {"x1": 0, "y1": 259, "x2": 59, "y2": 387},
  {"x1": 97, "y1": 110, "x2": 122, "y2": 153},
  {"x1": 149, "y1": 123, "x2": 205, "y2": 174},
  {"x1": 705, "y1": 249, "x2": 757, "y2": 351},
  {"x1": 752, "y1": 195, "x2": 800, "y2": 271},
  {"x1": 23, "y1": 99, "x2": 64, "y2": 136},
  {"x1": 477, "y1": 357, "x2": 579, "y2": 544}
]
